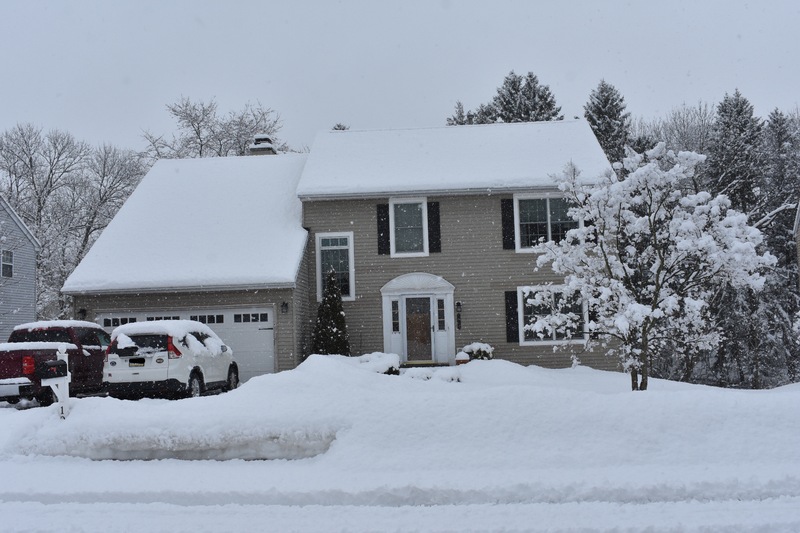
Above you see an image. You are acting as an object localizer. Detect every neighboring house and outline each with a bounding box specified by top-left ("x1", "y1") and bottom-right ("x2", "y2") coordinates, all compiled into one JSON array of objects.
[
  {"x1": 63, "y1": 119, "x2": 618, "y2": 378},
  {"x1": 62, "y1": 155, "x2": 310, "y2": 381},
  {"x1": 297, "y1": 120, "x2": 616, "y2": 369},
  {"x1": 0, "y1": 195, "x2": 41, "y2": 341}
]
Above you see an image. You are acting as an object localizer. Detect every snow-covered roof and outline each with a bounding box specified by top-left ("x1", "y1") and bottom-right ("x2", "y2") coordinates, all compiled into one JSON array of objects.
[
  {"x1": 62, "y1": 155, "x2": 308, "y2": 294},
  {"x1": 297, "y1": 120, "x2": 613, "y2": 199}
]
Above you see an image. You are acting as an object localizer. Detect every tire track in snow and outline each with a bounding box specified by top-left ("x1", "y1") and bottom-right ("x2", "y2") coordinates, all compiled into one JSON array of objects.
[{"x1": 2, "y1": 477, "x2": 800, "y2": 507}]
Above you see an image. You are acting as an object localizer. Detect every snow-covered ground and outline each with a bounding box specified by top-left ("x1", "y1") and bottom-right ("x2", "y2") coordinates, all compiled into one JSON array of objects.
[{"x1": 1, "y1": 354, "x2": 799, "y2": 532}]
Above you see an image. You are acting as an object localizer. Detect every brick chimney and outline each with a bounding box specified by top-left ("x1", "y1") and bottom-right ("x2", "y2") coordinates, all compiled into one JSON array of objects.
[{"x1": 248, "y1": 134, "x2": 277, "y2": 155}]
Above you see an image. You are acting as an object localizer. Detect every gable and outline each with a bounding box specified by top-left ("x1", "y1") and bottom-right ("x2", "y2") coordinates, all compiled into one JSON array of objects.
[{"x1": 0, "y1": 195, "x2": 41, "y2": 252}]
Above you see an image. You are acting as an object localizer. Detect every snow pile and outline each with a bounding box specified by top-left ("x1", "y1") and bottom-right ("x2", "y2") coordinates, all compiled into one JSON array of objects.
[
  {"x1": 323, "y1": 352, "x2": 400, "y2": 374},
  {"x1": 1, "y1": 355, "x2": 799, "y2": 531}
]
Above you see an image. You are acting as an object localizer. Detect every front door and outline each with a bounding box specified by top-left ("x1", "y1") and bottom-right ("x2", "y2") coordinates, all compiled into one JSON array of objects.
[{"x1": 405, "y1": 297, "x2": 432, "y2": 361}]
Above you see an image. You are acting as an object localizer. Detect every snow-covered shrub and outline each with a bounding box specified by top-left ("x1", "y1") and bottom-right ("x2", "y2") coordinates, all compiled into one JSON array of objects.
[{"x1": 461, "y1": 342, "x2": 494, "y2": 360}]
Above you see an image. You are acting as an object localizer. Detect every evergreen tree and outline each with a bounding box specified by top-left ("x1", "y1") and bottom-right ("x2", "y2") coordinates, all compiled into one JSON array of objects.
[
  {"x1": 703, "y1": 103, "x2": 800, "y2": 389},
  {"x1": 311, "y1": 270, "x2": 351, "y2": 355},
  {"x1": 583, "y1": 80, "x2": 631, "y2": 164},
  {"x1": 446, "y1": 101, "x2": 468, "y2": 126},
  {"x1": 446, "y1": 71, "x2": 562, "y2": 125},
  {"x1": 493, "y1": 71, "x2": 562, "y2": 122},
  {"x1": 706, "y1": 90, "x2": 764, "y2": 214}
]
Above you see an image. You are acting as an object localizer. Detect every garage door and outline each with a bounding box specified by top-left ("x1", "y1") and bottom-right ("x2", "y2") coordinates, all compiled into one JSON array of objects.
[{"x1": 97, "y1": 307, "x2": 275, "y2": 382}]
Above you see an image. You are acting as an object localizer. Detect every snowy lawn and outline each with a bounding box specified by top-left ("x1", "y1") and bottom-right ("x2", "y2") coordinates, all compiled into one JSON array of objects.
[{"x1": 1, "y1": 354, "x2": 799, "y2": 532}]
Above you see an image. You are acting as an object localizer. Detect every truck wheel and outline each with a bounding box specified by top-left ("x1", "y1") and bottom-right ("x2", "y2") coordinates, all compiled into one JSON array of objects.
[{"x1": 37, "y1": 389, "x2": 55, "y2": 407}]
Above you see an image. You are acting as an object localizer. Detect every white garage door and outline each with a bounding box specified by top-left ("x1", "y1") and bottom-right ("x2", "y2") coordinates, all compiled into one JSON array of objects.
[{"x1": 97, "y1": 307, "x2": 275, "y2": 382}]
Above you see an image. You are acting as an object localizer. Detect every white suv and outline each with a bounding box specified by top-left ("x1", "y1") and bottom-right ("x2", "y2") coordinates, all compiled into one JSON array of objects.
[{"x1": 104, "y1": 320, "x2": 238, "y2": 399}]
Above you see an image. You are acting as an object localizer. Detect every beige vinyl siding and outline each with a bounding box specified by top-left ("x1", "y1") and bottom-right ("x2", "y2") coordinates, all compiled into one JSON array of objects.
[
  {"x1": 72, "y1": 288, "x2": 299, "y2": 372},
  {"x1": 303, "y1": 194, "x2": 617, "y2": 371},
  {"x1": 292, "y1": 235, "x2": 314, "y2": 366}
]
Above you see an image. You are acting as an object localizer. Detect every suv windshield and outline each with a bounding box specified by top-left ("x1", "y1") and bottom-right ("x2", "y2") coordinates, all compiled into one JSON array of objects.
[{"x1": 9, "y1": 328, "x2": 72, "y2": 343}]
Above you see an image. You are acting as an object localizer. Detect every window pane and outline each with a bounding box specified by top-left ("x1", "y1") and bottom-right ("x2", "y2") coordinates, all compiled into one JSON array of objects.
[
  {"x1": 321, "y1": 247, "x2": 350, "y2": 296},
  {"x1": 391, "y1": 300, "x2": 400, "y2": 332},
  {"x1": 393, "y1": 202, "x2": 424, "y2": 253},
  {"x1": 523, "y1": 294, "x2": 552, "y2": 342},
  {"x1": 554, "y1": 294, "x2": 584, "y2": 340},
  {"x1": 437, "y1": 299, "x2": 446, "y2": 330},
  {"x1": 518, "y1": 199, "x2": 548, "y2": 247},
  {"x1": 549, "y1": 198, "x2": 578, "y2": 243},
  {"x1": 1, "y1": 264, "x2": 12, "y2": 278}
]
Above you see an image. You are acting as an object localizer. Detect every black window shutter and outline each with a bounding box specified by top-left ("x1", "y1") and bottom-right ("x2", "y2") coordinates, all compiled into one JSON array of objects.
[
  {"x1": 427, "y1": 201, "x2": 441, "y2": 253},
  {"x1": 505, "y1": 290, "x2": 519, "y2": 343},
  {"x1": 501, "y1": 198, "x2": 515, "y2": 250},
  {"x1": 377, "y1": 203, "x2": 390, "y2": 255}
]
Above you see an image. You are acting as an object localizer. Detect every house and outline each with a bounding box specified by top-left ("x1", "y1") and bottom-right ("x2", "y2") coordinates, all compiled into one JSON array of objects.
[
  {"x1": 63, "y1": 119, "x2": 618, "y2": 378},
  {"x1": 61, "y1": 155, "x2": 310, "y2": 381},
  {"x1": 0, "y1": 195, "x2": 41, "y2": 341},
  {"x1": 297, "y1": 120, "x2": 616, "y2": 368}
]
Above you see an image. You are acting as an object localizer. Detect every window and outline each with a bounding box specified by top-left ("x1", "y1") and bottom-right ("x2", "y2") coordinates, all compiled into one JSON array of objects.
[
  {"x1": 517, "y1": 287, "x2": 585, "y2": 345},
  {"x1": 233, "y1": 313, "x2": 269, "y2": 323},
  {"x1": 510, "y1": 195, "x2": 579, "y2": 251},
  {"x1": 436, "y1": 299, "x2": 446, "y2": 331},
  {"x1": 316, "y1": 232, "x2": 355, "y2": 301},
  {"x1": 190, "y1": 314, "x2": 225, "y2": 324},
  {"x1": 391, "y1": 300, "x2": 400, "y2": 332},
  {"x1": 389, "y1": 198, "x2": 428, "y2": 257},
  {"x1": 103, "y1": 317, "x2": 137, "y2": 328},
  {"x1": 1, "y1": 250, "x2": 12, "y2": 278}
]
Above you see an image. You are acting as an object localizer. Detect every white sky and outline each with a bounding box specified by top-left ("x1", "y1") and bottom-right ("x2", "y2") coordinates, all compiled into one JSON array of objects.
[{"x1": 1, "y1": 0, "x2": 798, "y2": 151}]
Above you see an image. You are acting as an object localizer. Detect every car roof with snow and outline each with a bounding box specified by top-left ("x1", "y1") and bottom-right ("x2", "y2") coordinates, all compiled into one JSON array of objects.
[
  {"x1": 111, "y1": 320, "x2": 222, "y2": 340},
  {"x1": 61, "y1": 154, "x2": 308, "y2": 294},
  {"x1": 296, "y1": 119, "x2": 613, "y2": 199},
  {"x1": 13, "y1": 320, "x2": 106, "y2": 331}
]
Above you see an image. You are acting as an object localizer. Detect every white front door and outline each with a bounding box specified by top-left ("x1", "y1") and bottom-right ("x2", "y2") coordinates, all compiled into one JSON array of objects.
[{"x1": 381, "y1": 273, "x2": 456, "y2": 364}]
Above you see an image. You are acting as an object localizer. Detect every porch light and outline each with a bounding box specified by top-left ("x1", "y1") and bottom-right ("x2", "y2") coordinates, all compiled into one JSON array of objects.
[{"x1": 280, "y1": 302, "x2": 289, "y2": 314}]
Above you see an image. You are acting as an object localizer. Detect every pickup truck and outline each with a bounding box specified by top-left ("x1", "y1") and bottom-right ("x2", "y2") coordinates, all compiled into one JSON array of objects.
[{"x1": 0, "y1": 320, "x2": 109, "y2": 405}]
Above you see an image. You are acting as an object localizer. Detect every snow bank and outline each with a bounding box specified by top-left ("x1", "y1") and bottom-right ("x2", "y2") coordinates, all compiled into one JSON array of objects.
[{"x1": 1, "y1": 355, "x2": 799, "y2": 531}]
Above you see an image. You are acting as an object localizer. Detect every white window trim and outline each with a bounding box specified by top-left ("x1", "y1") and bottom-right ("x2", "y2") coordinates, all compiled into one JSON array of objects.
[
  {"x1": 389, "y1": 197, "x2": 429, "y2": 258},
  {"x1": 1, "y1": 249, "x2": 12, "y2": 278},
  {"x1": 513, "y1": 193, "x2": 580, "y2": 253},
  {"x1": 316, "y1": 231, "x2": 355, "y2": 302},
  {"x1": 517, "y1": 285, "x2": 587, "y2": 346}
]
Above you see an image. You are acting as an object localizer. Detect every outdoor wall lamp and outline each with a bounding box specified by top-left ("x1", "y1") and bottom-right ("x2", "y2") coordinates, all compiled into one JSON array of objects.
[{"x1": 280, "y1": 302, "x2": 289, "y2": 314}]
